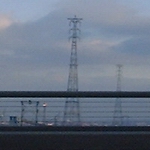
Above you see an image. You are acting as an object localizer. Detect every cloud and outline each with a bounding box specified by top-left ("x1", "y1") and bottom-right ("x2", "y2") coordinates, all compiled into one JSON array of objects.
[
  {"x1": 114, "y1": 37, "x2": 150, "y2": 55},
  {"x1": 0, "y1": 14, "x2": 13, "y2": 30},
  {"x1": 0, "y1": 13, "x2": 70, "y2": 90},
  {"x1": 56, "y1": 0, "x2": 150, "y2": 37},
  {"x1": 0, "y1": 1, "x2": 150, "y2": 91}
]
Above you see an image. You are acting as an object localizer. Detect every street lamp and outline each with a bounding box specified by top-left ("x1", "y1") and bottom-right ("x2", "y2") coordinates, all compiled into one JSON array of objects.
[{"x1": 43, "y1": 103, "x2": 47, "y2": 124}]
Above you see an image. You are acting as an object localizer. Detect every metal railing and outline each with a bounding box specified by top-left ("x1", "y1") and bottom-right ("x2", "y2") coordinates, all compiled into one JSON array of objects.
[
  {"x1": 0, "y1": 91, "x2": 150, "y2": 126},
  {"x1": 1, "y1": 91, "x2": 150, "y2": 149}
]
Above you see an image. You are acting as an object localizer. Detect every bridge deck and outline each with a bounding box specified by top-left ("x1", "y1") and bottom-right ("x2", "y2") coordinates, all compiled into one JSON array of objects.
[{"x1": 0, "y1": 126, "x2": 150, "y2": 150}]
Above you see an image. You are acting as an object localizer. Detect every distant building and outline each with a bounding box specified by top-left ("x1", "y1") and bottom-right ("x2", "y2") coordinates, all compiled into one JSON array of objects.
[{"x1": 9, "y1": 116, "x2": 18, "y2": 126}]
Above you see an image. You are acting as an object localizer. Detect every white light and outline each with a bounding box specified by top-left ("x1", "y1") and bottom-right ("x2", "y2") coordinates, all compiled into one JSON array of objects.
[{"x1": 43, "y1": 103, "x2": 47, "y2": 107}]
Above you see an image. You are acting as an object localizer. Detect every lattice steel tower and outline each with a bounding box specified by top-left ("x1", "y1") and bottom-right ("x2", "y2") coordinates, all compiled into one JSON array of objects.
[
  {"x1": 112, "y1": 64, "x2": 123, "y2": 126},
  {"x1": 63, "y1": 16, "x2": 82, "y2": 125}
]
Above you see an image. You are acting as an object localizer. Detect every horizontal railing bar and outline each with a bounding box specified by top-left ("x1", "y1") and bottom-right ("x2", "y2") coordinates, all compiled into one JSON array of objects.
[{"x1": 0, "y1": 91, "x2": 150, "y2": 98}]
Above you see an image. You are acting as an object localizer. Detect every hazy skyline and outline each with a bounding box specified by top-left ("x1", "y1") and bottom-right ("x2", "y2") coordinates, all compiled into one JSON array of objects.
[{"x1": 0, "y1": 0, "x2": 150, "y2": 91}]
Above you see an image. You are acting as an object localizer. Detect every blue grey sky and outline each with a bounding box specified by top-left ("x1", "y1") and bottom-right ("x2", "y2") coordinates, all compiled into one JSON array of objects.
[
  {"x1": 0, "y1": 0, "x2": 150, "y2": 91},
  {"x1": 0, "y1": 0, "x2": 59, "y2": 21}
]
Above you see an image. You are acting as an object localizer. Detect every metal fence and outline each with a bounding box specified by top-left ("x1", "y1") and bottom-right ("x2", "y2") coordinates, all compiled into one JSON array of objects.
[{"x1": 0, "y1": 91, "x2": 150, "y2": 126}]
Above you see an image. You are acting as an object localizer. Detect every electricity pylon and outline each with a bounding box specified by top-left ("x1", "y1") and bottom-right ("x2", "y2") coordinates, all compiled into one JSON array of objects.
[
  {"x1": 112, "y1": 64, "x2": 123, "y2": 126},
  {"x1": 63, "y1": 16, "x2": 82, "y2": 125}
]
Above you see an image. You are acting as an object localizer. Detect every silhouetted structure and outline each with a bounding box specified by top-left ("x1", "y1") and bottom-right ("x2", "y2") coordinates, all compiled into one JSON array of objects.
[
  {"x1": 112, "y1": 64, "x2": 123, "y2": 126},
  {"x1": 21, "y1": 100, "x2": 39, "y2": 126},
  {"x1": 63, "y1": 16, "x2": 82, "y2": 125}
]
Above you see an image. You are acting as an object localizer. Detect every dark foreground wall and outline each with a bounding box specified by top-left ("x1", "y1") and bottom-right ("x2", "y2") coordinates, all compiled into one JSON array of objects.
[{"x1": 0, "y1": 126, "x2": 150, "y2": 150}]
